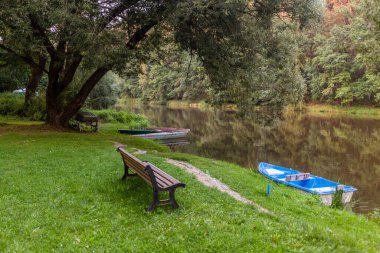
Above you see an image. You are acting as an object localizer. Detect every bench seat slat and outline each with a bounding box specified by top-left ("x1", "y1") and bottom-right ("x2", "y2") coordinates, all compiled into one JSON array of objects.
[
  {"x1": 147, "y1": 163, "x2": 178, "y2": 180},
  {"x1": 120, "y1": 154, "x2": 151, "y2": 184},
  {"x1": 122, "y1": 154, "x2": 179, "y2": 188},
  {"x1": 150, "y1": 167, "x2": 180, "y2": 186},
  {"x1": 151, "y1": 165, "x2": 179, "y2": 183},
  {"x1": 154, "y1": 173, "x2": 179, "y2": 188},
  {"x1": 129, "y1": 167, "x2": 152, "y2": 185},
  {"x1": 121, "y1": 154, "x2": 145, "y2": 170}
]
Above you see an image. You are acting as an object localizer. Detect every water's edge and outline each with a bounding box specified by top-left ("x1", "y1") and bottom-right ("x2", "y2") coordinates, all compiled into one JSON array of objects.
[{"x1": 122, "y1": 103, "x2": 380, "y2": 213}]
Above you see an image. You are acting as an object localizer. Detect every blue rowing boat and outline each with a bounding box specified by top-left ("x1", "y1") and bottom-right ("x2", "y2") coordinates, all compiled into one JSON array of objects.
[{"x1": 258, "y1": 162, "x2": 357, "y2": 205}]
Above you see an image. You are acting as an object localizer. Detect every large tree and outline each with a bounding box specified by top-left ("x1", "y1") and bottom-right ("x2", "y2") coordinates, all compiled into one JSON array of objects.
[{"x1": 0, "y1": 0, "x2": 316, "y2": 127}]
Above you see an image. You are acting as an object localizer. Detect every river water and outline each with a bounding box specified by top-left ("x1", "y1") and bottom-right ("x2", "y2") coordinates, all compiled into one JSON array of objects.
[{"x1": 123, "y1": 104, "x2": 380, "y2": 213}]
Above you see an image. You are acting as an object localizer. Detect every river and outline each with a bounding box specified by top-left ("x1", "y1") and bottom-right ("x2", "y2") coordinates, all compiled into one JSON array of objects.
[{"x1": 122, "y1": 103, "x2": 380, "y2": 213}]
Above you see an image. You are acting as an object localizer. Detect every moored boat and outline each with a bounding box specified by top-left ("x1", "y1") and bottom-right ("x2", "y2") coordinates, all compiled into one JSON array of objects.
[
  {"x1": 118, "y1": 127, "x2": 190, "y2": 135},
  {"x1": 118, "y1": 129, "x2": 159, "y2": 135},
  {"x1": 258, "y1": 162, "x2": 357, "y2": 205},
  {"x1": 147, "y1": 127, "x2": 190, "y2": 133},
  {"x1": 135, "y1": 131, "x2": 188, "y2": 140}
]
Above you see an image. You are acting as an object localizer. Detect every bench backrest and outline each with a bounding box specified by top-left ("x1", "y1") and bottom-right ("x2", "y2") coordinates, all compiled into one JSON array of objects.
[{"x1": 118, "y1": 147, "x2": 152, "y2": 186}]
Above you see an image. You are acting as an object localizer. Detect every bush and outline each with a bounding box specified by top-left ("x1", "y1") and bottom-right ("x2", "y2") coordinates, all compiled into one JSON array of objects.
[
  {"x1": 0, "y1": 93, "x2": 24, "y2": 116},
  {"x1": 23, "y1": 96, "x2": 46, "y2": 121},
  {"x1": 0, "y1": 92, "x2": 46, "y2": 121},
  {"x1": 369, "y1": 209, "x2": 380, "y2": 224},
  {"x1": 90, "y1": 109, "x2": 149, "y2": 128}
]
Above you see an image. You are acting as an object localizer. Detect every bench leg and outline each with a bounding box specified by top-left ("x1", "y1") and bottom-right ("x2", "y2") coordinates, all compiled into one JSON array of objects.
[
  {"x1": 121, "y1": 165, "x2": 137, "y2": 180},
  {"x1": 147, "y1": 189, "x2": 180, "y2": 211},
  {"x1": 147, "y1": 190, "x2": 160, "y2": 212},
  {"x1": 169, "y1": 189, "x2": 179, "y2": 209}
]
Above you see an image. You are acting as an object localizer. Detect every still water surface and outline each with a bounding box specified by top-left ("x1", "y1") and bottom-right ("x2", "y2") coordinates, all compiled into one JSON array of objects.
[{"x1": 124, "y1": 104, "x2": 380, "y2": 213}]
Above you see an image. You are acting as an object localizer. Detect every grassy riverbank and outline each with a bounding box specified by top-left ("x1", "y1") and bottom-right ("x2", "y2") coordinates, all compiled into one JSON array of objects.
[
  {"x1": 119, "y1": 98, "x2": 380, "y2": 119},
  {"x1": 0, "y1": 120, "x2": 379, "y2": 252},
  {"x1": 306, "y1": 104, "x2": 380, "y2": 118}
]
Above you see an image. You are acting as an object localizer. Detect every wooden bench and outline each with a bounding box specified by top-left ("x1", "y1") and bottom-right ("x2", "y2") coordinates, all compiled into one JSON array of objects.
[
  {"x1": 117, "y1": 147, "x2": 186, "y2": 211},
  {"x1": 74, "y1": 111, "x2": 99, "y2": 132}
]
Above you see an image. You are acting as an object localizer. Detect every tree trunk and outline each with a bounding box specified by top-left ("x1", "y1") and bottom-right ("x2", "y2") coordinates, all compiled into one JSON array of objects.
[
  {"x1": 45, "y1": 79, "x2": 63, "y2": 127},
  {"x1": 58, "y1": 67, "x2": 109, "y2": 126},
  {"x1": 24, "y1": 56, "x2": 46, "y2": 105},
  {"x1": 45, "y1": 66, "x2": 109, "y2": 128}
]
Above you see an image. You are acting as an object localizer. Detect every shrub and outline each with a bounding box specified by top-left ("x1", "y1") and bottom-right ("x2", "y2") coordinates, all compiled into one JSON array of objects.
[
  {"x1": 369, "y1": 209, "x2": 380, "y2": 224},
  {"x1": 89, "y1": 109, "x2": 149, "y2": 128},
  {"x1": 23, "y1": 96, "x2": 46, "y2": 121},
  {"x1": 0, "y1": 93, "x2": 24, "y2": 116},
  {"x1": 0, "y1": 92, "x2": 46, "y2": 121}
]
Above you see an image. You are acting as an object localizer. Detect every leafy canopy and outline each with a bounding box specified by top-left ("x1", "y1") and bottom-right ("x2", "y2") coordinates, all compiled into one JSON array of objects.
[{"x1": 0, "y1": 0, "x2": 318, "y2": 123}]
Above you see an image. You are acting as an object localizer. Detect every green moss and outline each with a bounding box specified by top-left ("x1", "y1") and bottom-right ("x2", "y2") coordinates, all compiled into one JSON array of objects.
[{"x1": 0, "y1": 122, "x2": 379, "y2": 252}]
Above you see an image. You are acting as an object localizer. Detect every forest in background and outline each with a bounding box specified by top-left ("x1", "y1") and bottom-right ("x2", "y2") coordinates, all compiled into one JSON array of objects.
[
  {"x1": 0, "y1": 0, "x2": 379, "y2": 114},
  {"x1": 123, "y1": 0, "x2": 380, "y2": 108}
]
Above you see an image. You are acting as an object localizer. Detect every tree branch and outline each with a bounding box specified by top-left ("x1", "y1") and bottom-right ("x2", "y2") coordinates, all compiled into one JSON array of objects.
[
  {"x1": 58, "y1": 54, "x2": 83, "y2": 91},
  {"x1": 0, "y1": 44, "x2": 48, "y2": 73},
  {"x1": 28, "y1": 14, "x2": 56, "y2": 57},
  {"x1": 126, "y1": 20, "x2": 158, "y2": 49},
  {"x1": 60, "y1": 65, "x2": 110, "y2": 123},
  {"x1": 97, "y1": 0, "x2": 140, "y2": 32}
]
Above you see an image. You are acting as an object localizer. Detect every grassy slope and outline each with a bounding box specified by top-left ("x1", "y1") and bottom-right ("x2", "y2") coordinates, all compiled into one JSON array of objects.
[{"x1": 0, "y1": 124, "x2": 379, "y2": 252}]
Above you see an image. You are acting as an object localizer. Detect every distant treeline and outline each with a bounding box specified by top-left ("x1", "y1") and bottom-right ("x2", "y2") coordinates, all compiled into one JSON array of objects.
[{"x1": 123, "y1": 0, "x2": 380, "y2": 107}]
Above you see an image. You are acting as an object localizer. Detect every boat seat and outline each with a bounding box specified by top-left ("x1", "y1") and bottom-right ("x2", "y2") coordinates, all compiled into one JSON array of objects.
[{"x1": 285, "y1": 173, "x2": 310, "y2": 182}]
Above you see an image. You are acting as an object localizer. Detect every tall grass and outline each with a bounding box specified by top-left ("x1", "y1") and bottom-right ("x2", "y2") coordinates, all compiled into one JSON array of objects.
[
  {"x1": 0, "y1": 93, "x2": 24, "y2": 116},
  {"x1": 0, "y1": 92, "x2": 46, "y2": 120},
  {"x1": 89, "y1": 109, "x2": 149, "y2": 128}
]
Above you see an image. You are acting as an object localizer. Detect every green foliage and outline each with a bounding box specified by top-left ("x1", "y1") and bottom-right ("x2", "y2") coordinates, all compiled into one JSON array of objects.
[
  {"x1": 126, "y1": 18, "x2": 312, "y2": 109},
  {"x1": 0, "y1": 50, "x2": 30, "y2": 92},
  {"x1": 23, "y1": 95, "x2": 46, "y2": 121},
  {"x1": 90, "y1": 109, "x2": 149, "y2": 128},
  {"x1": 168, "y1": 1, "x2": 319, "y2": 109},
  {"x1": 86, "y1": 72, "x2": 122, "y2": 110},
  {"x1": 0, "y1": 93, "x2": 24, "y2": 115},
  {"x1": 369, "y1": 209, "x2": 380, "y2": 224},
  {"x1": 124, "y1": 49, "x2": 210, "y2": 103},
  {"x1": 230, "y1": 20, "x2": 307, "y2": 109},
  {"x1": 331, "y1": 189, "x2": 344, "y2": 210},
  {"x1": 0, "y1": 92, "x2": 46, "y2": 120},
  {"x1": 0, "y1": 0, "x2": 319, "y2": 125},
  {"x1": 304, "y1": 1, "x2": 380, "y2": 105}
]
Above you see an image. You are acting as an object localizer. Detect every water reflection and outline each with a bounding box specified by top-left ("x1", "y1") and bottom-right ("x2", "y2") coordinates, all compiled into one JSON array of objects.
[{"x1": 122, "y1": 104, "x2": 380, "y2": 213}]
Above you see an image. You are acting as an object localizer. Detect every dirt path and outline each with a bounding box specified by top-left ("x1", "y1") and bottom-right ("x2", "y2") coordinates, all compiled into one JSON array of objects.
[{"x1": 166, "y1": 159, "x2": 272, "y2": 214}]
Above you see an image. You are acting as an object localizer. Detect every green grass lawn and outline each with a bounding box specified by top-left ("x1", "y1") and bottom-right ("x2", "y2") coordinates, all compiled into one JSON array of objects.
[
  {"x1": 0, "y1": 122, "x2": 379, "y2": 252},
  {"x1": 0, "y1": 115, "x2": 45, "y2": 125}
]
